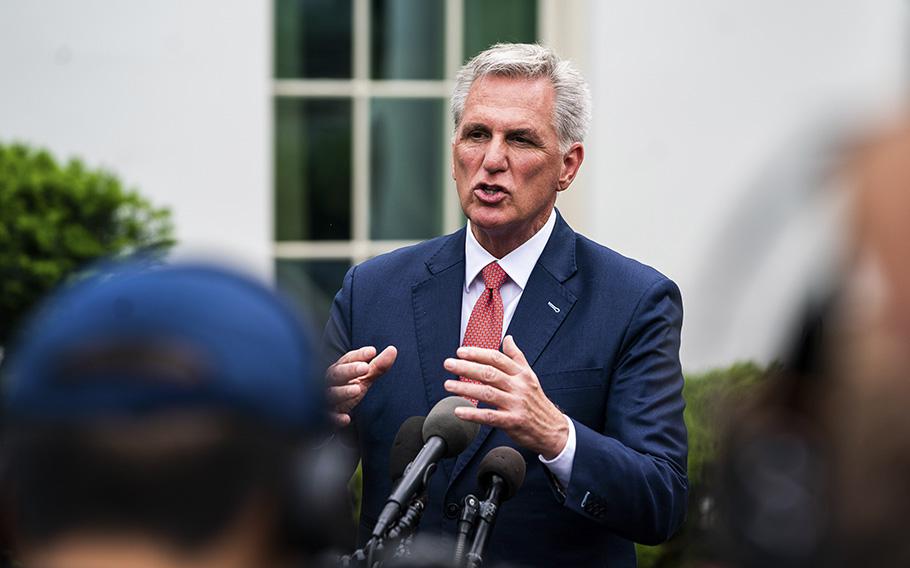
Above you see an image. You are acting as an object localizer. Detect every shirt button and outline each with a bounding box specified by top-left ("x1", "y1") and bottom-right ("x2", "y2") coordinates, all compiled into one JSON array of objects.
[{"x1": 444, "y1": 502, "x2": 460, "y2": 519}]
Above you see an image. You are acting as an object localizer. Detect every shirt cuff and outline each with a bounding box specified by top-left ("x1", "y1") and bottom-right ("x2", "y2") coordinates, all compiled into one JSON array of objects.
[{"x1": 538, "y1": 414, "x2": 576, "y2": 490}]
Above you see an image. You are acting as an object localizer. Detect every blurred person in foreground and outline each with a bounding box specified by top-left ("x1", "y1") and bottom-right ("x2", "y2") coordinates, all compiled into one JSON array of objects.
[
  {"x1": 826, "y1": 112, "x2": 910, "y2": 567},
  {"x1": 0, "y1": 262, "x2": 347, "y2": 568},
  {"x1": 325, "y1": 43, "x2": 687, "y2": 567},
  {"x1": 712, "y1": 113, "x2": 910, "y2": 568}
]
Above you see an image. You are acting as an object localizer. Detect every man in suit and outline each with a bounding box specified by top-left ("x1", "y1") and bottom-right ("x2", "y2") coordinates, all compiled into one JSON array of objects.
[{"x1": 325, "y1": 43, "x2": 687, "y2": 567}]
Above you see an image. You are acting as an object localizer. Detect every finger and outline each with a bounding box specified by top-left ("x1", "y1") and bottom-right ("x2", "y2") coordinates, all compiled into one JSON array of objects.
[
  {"x1": 502, "y1": 335, "x2": 529, "y2": 366},
  {"x1": 454, "y1": 345, "x2": 523, "y2": 375},
  {"x1": 453, "y1": 405, "x2": 509, "y2": 428},
  {"x1": 444, "y1": 379, "x2": 509, "y2": 407},
  {"x1": 331, "y1": 412, "x2": 351, "y2": 427},
  {"x1": 326, "y1": 383, "x2": 363, "y2": 404},
  {"x1": 443, "y1": 358, "x2": 510, "y2": 388},
  {"x1": 335, "y1": 346, "x2": 378, "y2": 365},
  {"x1": 368, "y1": 345, "x2": 398, "y2": 376},
  {"x1": 327, "y1": 361, "x2": 370, "y2": 386}
]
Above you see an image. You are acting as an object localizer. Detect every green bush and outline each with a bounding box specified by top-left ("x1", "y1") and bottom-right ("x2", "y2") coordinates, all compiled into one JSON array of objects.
[
  {"x1": 0, "y1": 142, "x2": 174, "y2": 346},
  {"x1": 636, "y1": 361, "x2": 768, "y2": 568}
]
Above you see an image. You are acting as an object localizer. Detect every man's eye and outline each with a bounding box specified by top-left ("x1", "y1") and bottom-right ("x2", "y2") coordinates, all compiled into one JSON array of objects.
[
  {"x1": 508, "y1": 132, "x2": 538, "y2": 145},
  {"x1": 468, "y1": 130, "x2": 488, "y2": 140}
]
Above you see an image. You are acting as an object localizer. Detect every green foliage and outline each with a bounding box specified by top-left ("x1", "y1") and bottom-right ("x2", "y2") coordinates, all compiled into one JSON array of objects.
[
  {"x1": 683, "y1": 361, "x2": 767, "y2": 488},
  {"x1": 636, "y1": 361, "x2": 768, "y2": 568},
  {"x1": 0, "y1": 142, "x2": 174, "y2": 345},
  {"x1": 350, "y1": 462, "x2": 363, "y2": 522}
]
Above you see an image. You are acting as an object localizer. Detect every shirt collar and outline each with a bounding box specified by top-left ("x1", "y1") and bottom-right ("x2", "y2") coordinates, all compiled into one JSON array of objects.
[{"x1": 464, "y1": 209, "x2": 557, "y2": 292}]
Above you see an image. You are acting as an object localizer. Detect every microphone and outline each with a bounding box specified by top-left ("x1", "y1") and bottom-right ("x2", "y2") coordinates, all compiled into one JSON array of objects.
[
  {"x1": 372, "y1": 397, "x2": 480, "y2": 539},
  {"x1": 341, "y1": 416, "x2": 426, "y2": 568},
  {"x1": 465, "y1": 447, "x2": 526, "y2": 568},
  {"x1": 390, "y1": 416, "x2": 426, "y2": 482},
  {"x1": 386, "y1": 416, "x2": 429, "y2": 542}
]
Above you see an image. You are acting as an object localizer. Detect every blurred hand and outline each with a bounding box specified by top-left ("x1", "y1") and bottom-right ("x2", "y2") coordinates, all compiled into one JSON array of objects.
[
  {"x1": 443, "y1": 335, "x2": 568, "y2": 459},
  {"x1": 327, "y1": 345, "x2": 397, "y2": 427}
]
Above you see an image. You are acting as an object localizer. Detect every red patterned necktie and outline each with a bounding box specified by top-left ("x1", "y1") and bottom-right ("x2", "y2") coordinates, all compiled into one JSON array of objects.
[{"x1": 460, "y1": 262, "x2": 508, "y2": 404}]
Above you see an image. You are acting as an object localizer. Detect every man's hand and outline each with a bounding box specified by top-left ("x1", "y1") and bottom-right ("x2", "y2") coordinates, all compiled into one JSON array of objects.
[
  {"x1": 442, "y1": 335, "x2": 568, "y2": 459},
  {"x1": 327, "y1": 345, "x2": 397, "y2": 427}
]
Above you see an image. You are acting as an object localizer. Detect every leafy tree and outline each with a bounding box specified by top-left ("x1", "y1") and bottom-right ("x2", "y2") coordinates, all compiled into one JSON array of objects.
[{"x1": 0, "y1": 142, "x2": 174, "y2": 346}]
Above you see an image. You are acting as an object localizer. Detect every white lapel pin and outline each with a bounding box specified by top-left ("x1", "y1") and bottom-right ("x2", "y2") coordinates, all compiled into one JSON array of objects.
[{"x1": 547, "y1": 301, "x2": 560, "y2": 313}]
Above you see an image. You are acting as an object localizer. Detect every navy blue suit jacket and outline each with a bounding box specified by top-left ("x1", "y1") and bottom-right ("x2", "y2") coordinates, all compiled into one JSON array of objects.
[{"x1": 324, "y1": 212, "x2": 688, "y2": 567}]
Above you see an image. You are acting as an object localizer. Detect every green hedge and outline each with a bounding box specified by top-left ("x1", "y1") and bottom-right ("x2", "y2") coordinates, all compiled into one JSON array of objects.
[
  {"x1": 0, "y1": 142, "x2": 174, "y2": 346},
  {"x1": 636, "y1": 361, "x2": 767, "y2": 568}
]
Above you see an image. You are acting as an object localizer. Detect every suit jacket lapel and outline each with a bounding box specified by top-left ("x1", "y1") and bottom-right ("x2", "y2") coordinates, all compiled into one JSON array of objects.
[
  {"x1": 504, "y1": 212, "x2": 579, "y2": 366},
  {"x1": 412, "y1": 229, "x2": 466, "y2": 481},
  {"x1": 449, "y1": 211, "x2": 579, "y2": 486}
]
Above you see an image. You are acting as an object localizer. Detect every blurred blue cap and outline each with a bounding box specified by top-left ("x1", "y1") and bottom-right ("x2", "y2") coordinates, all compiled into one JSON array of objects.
[{"x1": 4, "y1": 262, "x2": 326, "y2": 434}]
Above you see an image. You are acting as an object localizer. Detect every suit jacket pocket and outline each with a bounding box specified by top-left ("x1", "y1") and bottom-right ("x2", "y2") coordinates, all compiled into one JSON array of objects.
[
  {"x1": 538, "y1": 367, "x2": 605, "y2": 391},
  {"x1": 538, "y1": 367, "x2": 607, "y2": 430}
]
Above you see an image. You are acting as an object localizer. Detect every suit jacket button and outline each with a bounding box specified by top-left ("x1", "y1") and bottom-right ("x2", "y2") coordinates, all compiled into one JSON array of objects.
[{"x1": 444, "y1": 502, "x2": 460, "y2": 519}]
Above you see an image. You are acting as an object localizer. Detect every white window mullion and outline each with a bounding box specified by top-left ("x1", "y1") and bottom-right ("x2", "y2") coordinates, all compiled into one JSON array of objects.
[
  {"x1": 443, "y1": 0, "x2": 465, "y2": 233},
  {"x1": 275, "y1": 241, "x2": 357, "y2": 259},
  {"x1": 353, "y1": 96, "x2": 370, "y2": 245},
  {"x1": 275, "y1": 240, "x2": 423, "y2": 261},
  {"x1": 445, "y1": 0, "x2": 464, "y2": 77},
  {"x1": 353, "y1": 0, "x2": 371, "y2": 247},
  {"x1": 353, "y1": 0, "x2": 369, "y2": 80},
  {"x1": 274, "y1": 80, "x2": 352, "y2": 98}
]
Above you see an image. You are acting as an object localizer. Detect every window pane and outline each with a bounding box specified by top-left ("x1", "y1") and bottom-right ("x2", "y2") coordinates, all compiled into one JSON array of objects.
[
  {"x1": 275, "y1": 0, "x2": 352, "y2": 78},
  {"x1": 275, "y1": 259, "x2": 351, "y2": 330},
  {"x1": 371, "y1": 0, "x2": 445, "y2": 80},
  {"x1": 463, "y1": 0, "x2": 537, "y2": 61},
  {"x1": 370, "y1": 98, "x2": 444, "y2": 240},
  {"x1": 275, "y1": 98, "x2": 352, "y2": 241}
]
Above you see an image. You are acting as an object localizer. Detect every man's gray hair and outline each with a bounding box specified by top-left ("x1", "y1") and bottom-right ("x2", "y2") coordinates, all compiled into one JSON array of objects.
[{"x1": 451, "y1": 43, "x2": 591, "y2": 152}]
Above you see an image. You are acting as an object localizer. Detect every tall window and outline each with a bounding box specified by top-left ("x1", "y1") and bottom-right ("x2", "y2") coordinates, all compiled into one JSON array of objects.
[{"x1": 273, "y1": 0, "x2": 537, "y2": 325}]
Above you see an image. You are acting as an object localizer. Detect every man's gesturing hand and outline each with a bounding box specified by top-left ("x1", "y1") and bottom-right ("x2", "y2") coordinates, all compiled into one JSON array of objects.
[
  {"x1": 327, "y1": 345, "x2": 397, "y2": 427},
  {"x1": 442, "y1": 335, "x2": 568, "y2": 459}
]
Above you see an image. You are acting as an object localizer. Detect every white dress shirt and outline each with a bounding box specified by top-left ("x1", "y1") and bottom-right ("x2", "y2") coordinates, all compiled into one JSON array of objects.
[{"x1": 461, "y1": 209, "x2": 576, "y2": 489}]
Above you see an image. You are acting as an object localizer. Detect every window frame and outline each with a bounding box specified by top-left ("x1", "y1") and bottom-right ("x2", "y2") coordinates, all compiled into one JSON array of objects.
[
  {"x1": 271, "y1": 0, "x2": 585, "y2": 267},
  {"x1": 274, "y1": 0, "x2": 466, "y2": 267}
]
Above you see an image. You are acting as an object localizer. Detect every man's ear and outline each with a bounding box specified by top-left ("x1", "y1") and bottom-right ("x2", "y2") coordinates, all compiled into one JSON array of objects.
[
  {"x1": 557, "y1": 143, "x2": 584, "y2": 191},
  {"x1": 451, "y1": 140, "x2": 457, "y2": 180}
]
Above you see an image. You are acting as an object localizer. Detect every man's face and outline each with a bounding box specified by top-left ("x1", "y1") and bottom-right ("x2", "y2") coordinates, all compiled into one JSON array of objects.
[{"x1": 452, "y1": 74, "x2": 582, "y2": 255}]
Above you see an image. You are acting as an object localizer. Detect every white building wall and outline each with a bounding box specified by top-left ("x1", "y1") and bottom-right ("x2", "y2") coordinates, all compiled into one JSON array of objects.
[
  {"x1": 1, "y1": 0, "x2": 907, "y2": 371},
  {"x1": 0, "y1": 0, "x2": 272, "y2": 278},
  {"x1": 582, "y1": 0, "x2": 908, "y2": 371}
]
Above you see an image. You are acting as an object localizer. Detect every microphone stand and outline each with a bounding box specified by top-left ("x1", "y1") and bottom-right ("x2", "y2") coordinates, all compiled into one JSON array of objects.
[
  {"x1": 338, "y1": 494, "x2": 426, "y2": 568},
  {"x1": 465, "y1": 476, "x2": 505, "y2": 568},
  {"x1": 453, "y1": 494, "x2": 480, "y2": 566},
  {"x1": 372, "y1": 450, "x2": 440, "y2": 540},
  {"x1": 386, "y1": 494, "x2": 426, "y2": 541}
]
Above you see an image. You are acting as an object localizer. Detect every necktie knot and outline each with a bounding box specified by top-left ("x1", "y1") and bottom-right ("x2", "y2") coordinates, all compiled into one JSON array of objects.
[{"x1": 481, "y1": 262, "x2": 508, "y2": 290}]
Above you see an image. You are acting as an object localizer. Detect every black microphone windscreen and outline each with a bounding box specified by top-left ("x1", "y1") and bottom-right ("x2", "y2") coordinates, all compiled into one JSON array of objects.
[
  {"x1": 389, "y1": 416, "x2": 426, "y2": 481},
  {"x1": 478, "y1": 446, "x2": 526, "y2": 501},
  {"x1": 422, "y1": 397, "x2": 480, "y2": 458}
]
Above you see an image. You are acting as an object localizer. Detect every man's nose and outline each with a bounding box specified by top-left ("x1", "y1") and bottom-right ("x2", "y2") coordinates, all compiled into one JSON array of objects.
[{"x1": 482, "y1": 137, "x2": 508, "y2": 173}]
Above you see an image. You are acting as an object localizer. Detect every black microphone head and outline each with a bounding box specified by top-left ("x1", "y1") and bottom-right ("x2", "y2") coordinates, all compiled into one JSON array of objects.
[
  {"x1": 478, "y1": 446, "x2": 526, "y2": 501},
  {"x1": 389, "y1": 416, "x2": 426, "y2": 481},
  {"x1": 422, "y1": 397, "x2": 480, "y2": 458}
]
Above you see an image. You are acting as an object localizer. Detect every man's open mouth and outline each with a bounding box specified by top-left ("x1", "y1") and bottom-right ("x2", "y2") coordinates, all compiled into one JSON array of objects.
[{"x1": 475, "y1": 183, "x2": 506, "y2": 195}]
